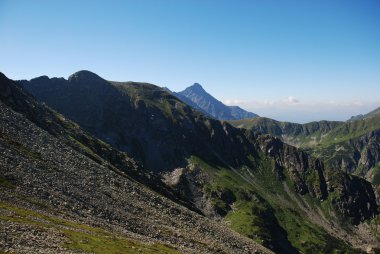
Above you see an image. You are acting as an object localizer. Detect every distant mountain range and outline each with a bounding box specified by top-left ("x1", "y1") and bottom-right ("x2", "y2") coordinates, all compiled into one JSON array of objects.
[
  {"x1": 229, "y1": 107, "x2": 380, "y2": 184},
  {"x1": 349, "y1": 106, "x2": 380, "y2": 121},
  {"x1": 170, "y1": 83, "x2": 258, "y2": 120}
]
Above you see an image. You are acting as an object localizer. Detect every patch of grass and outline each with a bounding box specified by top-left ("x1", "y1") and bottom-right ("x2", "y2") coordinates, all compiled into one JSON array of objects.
[
  {"x1": 369, "y1": 215, "x2": 380, "y2": 241},
  {"x1": 274, "y1": 207, "x2": 361, "y2": 254},
  {"x1": 189, "y1": 156, "x2": 275, "y2": 244},
  {"x1": 189, "y1": 154, "x2": 364, "y2": 254},
  {"x1": 369, "y1": 164, "x2": 380, "y2": 185},
  {"x1": 68, "y1": 135, "x2": 97, "y2": 156},
  {"x1": 226, "y1": 200, "x2": 272, "y2": 243},
  {"x1": 63, "y1": 230, "x2": 179, "y2": 254},
  {"x1": 0, "y1": 131, "x2": 42, "y2": 161},
  {"x1": 0, "y1": 176, "x2": 14, "y2": 189},
  {"x1": 0, "y1": 201, "x2": 180, "y2": 254}
]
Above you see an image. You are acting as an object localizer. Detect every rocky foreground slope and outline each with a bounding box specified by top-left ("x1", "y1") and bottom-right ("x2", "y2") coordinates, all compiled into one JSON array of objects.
[
  {"x1": 0, "y1": 73, "x2": 272, "y2": 253},
  {"x1": 19, "y1": 70, "x2": 380, "y2": 253}
]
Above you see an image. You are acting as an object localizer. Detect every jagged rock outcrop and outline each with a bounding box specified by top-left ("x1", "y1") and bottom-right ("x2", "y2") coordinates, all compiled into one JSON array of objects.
[
  {"x1": 255, "y1": 135, "x2": 377, "y2": 224},
  {"x1": 325, "y1": 172, "x2": 377, "y2": 224},
  {"x1": 257, "y1": 135, "x2": 328, "y2": 200},
  {"x1": 318, "y1": 129, "x2": 380, "y2": 181}
]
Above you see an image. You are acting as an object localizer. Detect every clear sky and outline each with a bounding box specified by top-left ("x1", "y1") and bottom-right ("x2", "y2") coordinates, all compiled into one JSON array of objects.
[{"x1": 1, "y1": 0, "x2": 379, "y2": 123}]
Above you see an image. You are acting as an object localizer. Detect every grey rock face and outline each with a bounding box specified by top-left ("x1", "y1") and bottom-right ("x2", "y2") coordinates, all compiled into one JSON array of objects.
[{"x1": 174, "y1": 83, "x2": 258, "y2": 120}]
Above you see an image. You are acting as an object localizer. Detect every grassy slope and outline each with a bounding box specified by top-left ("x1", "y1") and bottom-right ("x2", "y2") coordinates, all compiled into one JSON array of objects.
[
  {"x1": 230, "y1": 116, "x2": 380, "y2": 184},
  {"x1": 0, "y1": 170, "x2": 177, "y2": 254},
  {"x1": 308, "y1": 116, "x2": 380, "y2": 179},
  {"x1": 318, "y1": 115, "x2": 380, "y2": 147},
  {"x1": 229, "y1": 116, "x2": 380, "y2": 149},
  {"x1": 189, "y1": 155, "x2": 363, "y2": 254},
  {"x1": 228, "y1": 117, "x2": 344, "y2": 148},
  {"x1": 0, "y1": 198, "x2": 180, "y2": 254}
]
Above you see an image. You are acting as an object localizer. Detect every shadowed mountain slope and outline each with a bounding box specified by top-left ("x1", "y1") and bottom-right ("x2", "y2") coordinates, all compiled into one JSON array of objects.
[
  {"x1": 18, "y1": 70, "x2": 380, "y2": 253},
  {"x1": 0, "y1": 72, "x2": 273, "y2": 254},
  {"x1": 20, "y1": 72, "x2": 258, "y2": 172}
]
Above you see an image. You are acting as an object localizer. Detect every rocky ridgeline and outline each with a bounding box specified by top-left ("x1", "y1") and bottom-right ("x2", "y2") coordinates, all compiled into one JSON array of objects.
[
  {"x1": 319, "y1": 129, "x2": 380, "y2": 180},
  {"x1": 0, "y1": 76, "x2": 272, "y2": 253},
  {"x1": 229, "y1": 115, "x2": 380, "y2": 185},
  {"x1": 256, "y1": 135, "x2": 377, "y2": 224},
  {"x1": 18, "y1": 72, "x2": 270, "y2": 195}
]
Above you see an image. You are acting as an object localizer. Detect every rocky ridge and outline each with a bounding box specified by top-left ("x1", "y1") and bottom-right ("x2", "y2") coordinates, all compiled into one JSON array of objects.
[
  {"x1": 0, "y1": 72, "x2": 272, "y2": 253},
  {"x1": 230, "y1": 115, "x2": 380, "y2": 184}
]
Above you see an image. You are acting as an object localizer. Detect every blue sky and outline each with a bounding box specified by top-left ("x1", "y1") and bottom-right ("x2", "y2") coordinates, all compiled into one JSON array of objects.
[{"x1": 0, "y1": 0, "x2": 379, "y2": 123}]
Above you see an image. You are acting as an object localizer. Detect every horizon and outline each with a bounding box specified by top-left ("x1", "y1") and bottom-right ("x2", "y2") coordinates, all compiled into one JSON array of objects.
[{"x1": 1, "y1": 0, "x2": 379, "y2": 123}]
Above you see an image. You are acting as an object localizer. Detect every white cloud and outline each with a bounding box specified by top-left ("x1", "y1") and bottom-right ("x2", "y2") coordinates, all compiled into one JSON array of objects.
[
  {"x1": 224, "y1": 96, "x2": 300, "y2": 107},
  {"x1": 283, "y1": 96, "x2": 299, "y2": 104},
  {"x1": 224, "y1": 99, "x2": 243, "y2": 106}
]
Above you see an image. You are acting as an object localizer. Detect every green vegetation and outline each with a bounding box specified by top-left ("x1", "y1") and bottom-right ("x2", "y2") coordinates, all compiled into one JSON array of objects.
[
  {"x1": 0, "y1": 175, "x2": 14, "y2": 189},
  {"x1": 228, "y1": 117, "x2": 345, "y2": 148},
  {"x1": 112, "y1": 81, "x2": 191, "y2": 121},
  {"x1": 0, "y1": 131, "x2": 42, "y2": 161},
  {"x1": 63, "y1": 230, "x2": 180, "y2": 254},
  {"x1": 369, "y1": 215, "x2": 380, "y2": 241},
  {"x1": 229, "y1": 115, "x2": 380, "y2": 149},
  {"x1": 189, "y1": 155, "x2": 363, "y2": 254},
  {"x1": 370, "y1": 164, "x2": 380, "y2": 185},
  {"x1": 0, "y1": 201, "x2": 180, "y2": 254},
  {"x1": 68, "y1": 135, "x2": 98, "y2": 158},
  {"x1": 322, "y1": 115, "x2": 380, "y2": 145},
  {"x1": 230, "y1": 115, "x2": 380, "y2": 185},
  {"x1": 189, "y1": 156, "x2": 275, "y2": 244}
]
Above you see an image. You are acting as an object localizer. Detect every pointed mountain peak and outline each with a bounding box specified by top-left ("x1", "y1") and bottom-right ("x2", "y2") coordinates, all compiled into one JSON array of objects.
[
  {"x1": 191, "y1": 83, "x2": 203, "y2": 88},
  {"x1": 182, "y1": 83, "x2": 207, "y2": 95},
  {"x1": 175, "y1": 82, "x2": 258, "y2": 120},
  {"x1": 68, "y1": 70, "x2": 104, "y2": 83},
  {"x1": 189, "y1": 83, "x2": 204, "y2": 90}
]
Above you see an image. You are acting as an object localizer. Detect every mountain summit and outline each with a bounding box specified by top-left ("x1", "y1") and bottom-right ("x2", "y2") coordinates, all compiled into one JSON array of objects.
[
  {"x1": 68, "y1": 70, "x2": 104, "y2": 83},
  {"x1": 173, "y1": 83, "x2": 258, "y2": 120},
  {"x1": 186, "y1": 82, "x2": 204, "y2": 92}
]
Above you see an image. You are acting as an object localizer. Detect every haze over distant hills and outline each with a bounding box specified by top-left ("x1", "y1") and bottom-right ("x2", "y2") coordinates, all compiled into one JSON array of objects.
[{"x1": 171, "y1": 83, "x2": 258, "y2": 121}]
